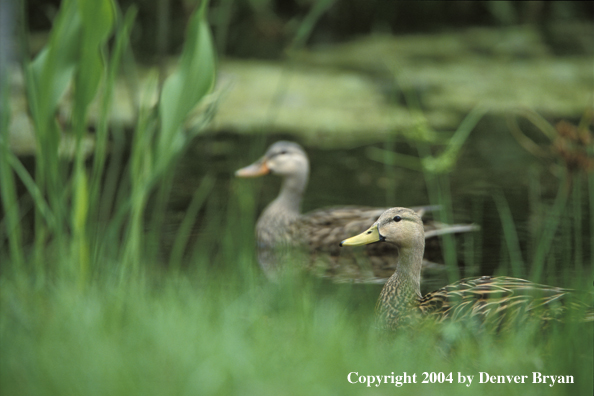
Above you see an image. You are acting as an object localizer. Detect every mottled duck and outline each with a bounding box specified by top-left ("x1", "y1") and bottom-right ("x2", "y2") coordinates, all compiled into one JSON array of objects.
[
  {"x1": 236, "y1": 141, "x2": 477, "y2": 283},
  {"x1": 341, "y1": 207, "x2": 594, "y2": 330}
]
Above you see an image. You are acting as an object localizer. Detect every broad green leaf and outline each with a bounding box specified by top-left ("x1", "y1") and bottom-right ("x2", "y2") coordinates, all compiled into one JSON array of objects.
[
  {"x1": 159, "y1": 1, "x2": 216, "y2": 150},
  {"x1": 73, "y1": 0, "x2": 116, "y2": 117},
  {"x1": 30, "y1": 0, "x2": 116, "y2": 134},
  {"x1": 73, "y1": 46, "x2": 104, "y2": 128},
  {"x1": 30, "y1": 0, "x2": 82, "y2": 127},
  {"x1": 76, "y1": 0, "x2": 115, "y2": 46}
]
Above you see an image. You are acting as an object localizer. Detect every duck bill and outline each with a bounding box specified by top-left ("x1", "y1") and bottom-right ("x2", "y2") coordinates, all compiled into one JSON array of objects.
[
  {"x1": 235, "y1": 160, "x2": 269, "y2": 177},
  {"x1": 340, "y1": 224, "x2": 382, "y2": 247}
]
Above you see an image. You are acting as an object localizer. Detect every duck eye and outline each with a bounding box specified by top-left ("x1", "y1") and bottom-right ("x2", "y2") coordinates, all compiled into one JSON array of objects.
[
  {"x1": 393, "y1": 216, "x2": 402, "y2": 222},
  {"x1": 279, "y1": 150, "x2": 287, "y2": 155}
]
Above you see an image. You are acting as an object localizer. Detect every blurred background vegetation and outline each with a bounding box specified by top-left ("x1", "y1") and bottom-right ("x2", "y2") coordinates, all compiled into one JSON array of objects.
[
  {"x1": 1, "y1": 1, "x2": 593, "y2": 395},
  {"x1": 26, "y1": 0, "x2": 594, "y2": 59}
]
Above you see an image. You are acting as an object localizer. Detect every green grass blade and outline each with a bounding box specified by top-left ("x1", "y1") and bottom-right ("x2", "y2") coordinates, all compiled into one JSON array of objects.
[
  {"x1": 0, "y1": 77, "x2": 24, "y2": 271},
  {"x1": 530, "y1": 172, "x2": 570, "y2": 282},
  {"x1": 168, "y1": 175, "x2": 216, "y2": 270},
  {"x1": 5, "y1": 151, "x2": 57, "y2": 231},
  {"x1": 90, "y1": 7, "x2": 137, "y2": 211},
  {"x1": 493, "y1": 190, "x2": 525, "y2": 278}
]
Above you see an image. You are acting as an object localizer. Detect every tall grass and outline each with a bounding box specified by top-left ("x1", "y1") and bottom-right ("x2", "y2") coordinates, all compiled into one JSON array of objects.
[{"x1": 1, "y1": 1, "x2": 593, "y2": 396}]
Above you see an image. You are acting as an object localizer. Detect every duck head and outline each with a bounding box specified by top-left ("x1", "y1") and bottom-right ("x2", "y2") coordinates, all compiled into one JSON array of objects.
[
  {"x1": 235, "y1": 141, "x2": 309, "y2": 179},
  {"x1": 340, "y1": 207, "x2": 425, "y2": 251}
]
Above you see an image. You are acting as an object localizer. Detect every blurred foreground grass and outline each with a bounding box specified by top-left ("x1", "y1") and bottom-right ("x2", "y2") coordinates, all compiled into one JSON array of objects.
[{"x1": 1, "y1": 257, "x2": 592, "y2": 396}]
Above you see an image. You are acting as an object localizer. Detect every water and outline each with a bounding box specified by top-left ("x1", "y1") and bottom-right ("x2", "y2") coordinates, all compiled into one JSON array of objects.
[{"x1": 164, "y1": 113, "x2": 591, "y2": 289}]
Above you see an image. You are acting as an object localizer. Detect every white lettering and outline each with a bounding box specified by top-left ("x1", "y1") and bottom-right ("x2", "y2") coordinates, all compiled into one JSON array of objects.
[
  {"x1": 548, "y1": 376, "x2": 556, "y2": 387},
  {"x1": 533, "y1": 372, "x2": 542, "y2": 383},
  {"x1": 458, "y1": 372, "x2": 474, "y2": 387},
  {"x1": 479, "y1": 372, "x2": 489, "y2": 383},
  {"x1": 347, "y1": 372, "x2": 358, "y2": 384},
  {"x1": 560, "y1": 375, "x2": 573, "y2": 384}
]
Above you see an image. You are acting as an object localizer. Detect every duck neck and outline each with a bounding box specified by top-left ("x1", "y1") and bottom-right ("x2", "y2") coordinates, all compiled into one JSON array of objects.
[
  {"x1": 392, "y1": 245, "x2": 423, "y2": 300},
  {"x1": 268, "y1": 171, "x2": 308, "y2": 217},
  {"x1": 376, "y1": 242, "x2": 424, "y2": 328}
]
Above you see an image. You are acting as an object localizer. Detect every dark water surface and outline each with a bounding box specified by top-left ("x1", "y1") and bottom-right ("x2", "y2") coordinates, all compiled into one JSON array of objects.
[{"x1": 166, "y1": 114, "x2": 591, "y2": 293}]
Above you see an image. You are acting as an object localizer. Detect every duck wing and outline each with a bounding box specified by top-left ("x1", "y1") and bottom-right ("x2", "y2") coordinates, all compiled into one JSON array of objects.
[{"x1": 419, "y1": 276, "x2": 593, "y2": 327}]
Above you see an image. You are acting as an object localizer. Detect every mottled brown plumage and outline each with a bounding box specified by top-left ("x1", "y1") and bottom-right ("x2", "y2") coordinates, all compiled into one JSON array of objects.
[
  {"x1": 341, "y1": 207, "x2": 594, "y2": 331},
  {"x1": 236, "y1": 142, "x2": 477, "y2": 283}
]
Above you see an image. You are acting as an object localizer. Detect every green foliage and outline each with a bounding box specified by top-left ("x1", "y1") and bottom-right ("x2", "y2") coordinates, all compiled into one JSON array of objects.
[
  {"x1": 493, "y1": 190, "x2": 525, "y2": 278},
  {"x1": 2, "y1": 0, "x2": 217, "y2": 285},
  {"x1": 159, "y1": 1, "x2": 216, "y2": 165},
  {"x1": 367, "y1": 106, "x2": 487, "y2": 175},
  {"x1": 0, "y1": 65, "x2": 24, "y2": 269},
  {"x1": 29, "y1": 0, "x2": 82, "y2": 128}
]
